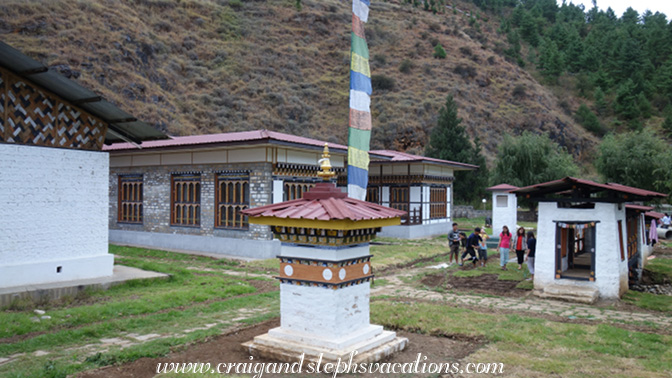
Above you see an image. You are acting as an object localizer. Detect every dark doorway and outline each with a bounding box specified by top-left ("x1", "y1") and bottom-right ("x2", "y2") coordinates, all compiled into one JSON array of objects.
[{"x1": 555, "y1": 222, "x2": 597, "y2": 281}]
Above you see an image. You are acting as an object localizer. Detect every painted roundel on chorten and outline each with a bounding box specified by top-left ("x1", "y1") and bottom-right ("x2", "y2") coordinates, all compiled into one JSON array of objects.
[
  {"x1": 339, "y1": 268, "x2": 346, "y2": 280},
  {"x1": 322, "y1": 268, "x2": 333, "y2": 281},
  {"x1": 284, "y1": 265, "x2": 293, "y2": 277},
  {"x1": 363, "y1": 263, "x2": 370, "y2": 274}
]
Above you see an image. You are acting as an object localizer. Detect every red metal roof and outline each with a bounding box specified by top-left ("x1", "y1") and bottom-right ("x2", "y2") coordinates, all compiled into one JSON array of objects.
[
  {"x1": 486, "y1": 184, "x2": 519, "y2": 192},
  {"x1": 103, "y1": 130, "x2": 349, "y2": 152},
  {"x1": 369, "y1": 150, "x2": 478, "y2": 170},
  {"x1": 241, "y1": 183, "x2": 406, "y2": 221},
  {"x1": 625, "y1": 204, "x2": 655, "y2": 212},
  {"x1": 513, "y1": 177, "x2": 667, "y2": 200},
  {"x1": 645, "y1": 211, "x2": 664, "y2": 219}
]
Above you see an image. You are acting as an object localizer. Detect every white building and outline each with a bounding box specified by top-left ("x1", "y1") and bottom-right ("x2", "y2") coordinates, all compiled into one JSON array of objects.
[
  {"x1": 0, "y1": 42, "x2": 166, "y2": 290},
  {"x1": 367, "y1": 150, "x2": 478, "y2": 239},
  {"x1": 514, "y1": 177, "x2": 667, "y2": 303},
  {"x1": 104, "y1": 134, "x2": 477, "y2": 259},
  {"x1": 486, "y1": 184, "x2": 519, "y2": 236}
]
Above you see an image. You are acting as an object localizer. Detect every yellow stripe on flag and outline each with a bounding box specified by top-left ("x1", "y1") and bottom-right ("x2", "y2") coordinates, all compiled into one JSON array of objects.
[
  {"x1": 351, "y1": 53, "x2": 370, "y2": 78},
  {"x1": 348, "y1": 146, "x2": 369, "y2": 170}
]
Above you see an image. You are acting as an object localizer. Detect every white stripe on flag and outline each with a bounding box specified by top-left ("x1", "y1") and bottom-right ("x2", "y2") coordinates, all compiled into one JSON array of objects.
[
  {"x1": 352, "y1": 0, "x2": 369, "y2": 22},
  {"x1": 349, "y1": 90, "x2": 370, "y2": 113},
  {"x1": 348, "y1": 183, "x2": 367, "y2": 201}
]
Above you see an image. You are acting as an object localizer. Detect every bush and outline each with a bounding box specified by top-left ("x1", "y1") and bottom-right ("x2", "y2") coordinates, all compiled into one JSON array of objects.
[
  {"x1": 512, "y1": 84, "x2": 526, "y2": 98},
  {"x1": 372, "y1": 54, "x2": 388, "y2": 66},
  {"x1": 434, "y1": 43, "x2": 447, "y2": 59},
  {"x1": 371, "y1": 74, "x2": 396, "y2": 91},
  {"x1": 575, "y1": 104, "x2": 606, "y2": 136},
  {"x1": 459, "y1": 46, "x2": 472, "y2": 56},
  {"x1": 399, "y1": 59, "x2": 414, "y2": 73},
  {"x1": 453, "y1": 63, "x2": 476, "y2": 78}
]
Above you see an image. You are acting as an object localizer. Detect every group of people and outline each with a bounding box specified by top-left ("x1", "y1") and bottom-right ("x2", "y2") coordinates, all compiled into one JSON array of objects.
[{"x1": 448, "y1": 223, "x2": 537, "y2": 280}]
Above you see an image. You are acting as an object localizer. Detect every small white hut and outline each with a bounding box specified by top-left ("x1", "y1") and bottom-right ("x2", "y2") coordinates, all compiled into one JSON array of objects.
[
  {"x1": 486, "y1": 184, "x2": 519, "y2": 236},
  {"x1": 513, "y1": 177, "x2": 666, "y2": 303}
]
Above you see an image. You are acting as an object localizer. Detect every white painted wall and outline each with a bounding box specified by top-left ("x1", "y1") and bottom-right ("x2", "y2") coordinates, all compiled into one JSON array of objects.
[
  {"x1": 535, "y1": 202, "x2": 629, "y2": 299},
  {"x1": 491, "y1": 191, "x2": 517, "y2": 236},
  {"x1": 272, "y1": 179, "x2": 284, "y2": 204},
  {"x1": 0, "y1": 144, "x2": 112, "y2": 288}
]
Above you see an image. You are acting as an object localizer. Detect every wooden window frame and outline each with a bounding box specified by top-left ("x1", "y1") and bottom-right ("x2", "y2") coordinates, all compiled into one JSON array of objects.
[
  {"x1": 618, "y1": 219, "x2": 625, "y2": 261},
  {"x1": 366, "y1": 186, "x2": 380, "y2": 204},
  {"x1": 215, "y1": 172, "x2": 250, "y2": 230},
  {"x1": 283, "y1": 180, "x2": 315, "y2": 201},
  {"x1": 118, "y1": 174, "x2": 143, "y2": 224},
  {"x1": 429, "y1": 186, "x2": 447, "y2": 219},
  {"x1": 171, "y1": 174, "x2": 201, "y2": 227}
]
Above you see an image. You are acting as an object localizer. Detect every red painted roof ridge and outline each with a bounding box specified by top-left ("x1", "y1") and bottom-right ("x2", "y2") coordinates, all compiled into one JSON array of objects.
[
  {"x1": 369, "y1": 149, "x2": 478, "y2": 169},
  {"x1": 513, "y1": 176, "x2": 667, "y2": 198},
  {"x1": 103, "y1": 129, "x2": 349, "y2": 151},
  {"x1": 486, "y1": 184, "x2": 519, "y2": 192}
]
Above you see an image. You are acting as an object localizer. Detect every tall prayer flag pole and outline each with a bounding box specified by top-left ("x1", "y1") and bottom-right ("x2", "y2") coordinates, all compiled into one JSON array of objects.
[{"x1": 347, "y1": 0, "x2": 372, "y2": 200}]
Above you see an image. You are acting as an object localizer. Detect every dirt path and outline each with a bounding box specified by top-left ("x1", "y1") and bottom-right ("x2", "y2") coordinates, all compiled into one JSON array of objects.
[{"x1": 372, "y1": 268, "x2": 672, "y2": 329}]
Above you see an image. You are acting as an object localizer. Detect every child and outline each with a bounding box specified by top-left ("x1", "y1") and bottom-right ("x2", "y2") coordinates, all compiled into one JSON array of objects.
[{"x1": 479, "y1": 229, "x2": 488, "y2": 267}]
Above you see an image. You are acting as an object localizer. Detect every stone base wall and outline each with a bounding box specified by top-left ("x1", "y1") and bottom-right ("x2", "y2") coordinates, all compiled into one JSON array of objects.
[{"x1": 109, "y1": 162, "x2": 273, "y2": 241}]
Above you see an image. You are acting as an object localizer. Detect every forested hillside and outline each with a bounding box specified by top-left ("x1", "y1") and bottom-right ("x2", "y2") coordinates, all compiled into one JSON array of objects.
[{"x1": 478, "y1": 0, "x2": 672, "y2": 135}]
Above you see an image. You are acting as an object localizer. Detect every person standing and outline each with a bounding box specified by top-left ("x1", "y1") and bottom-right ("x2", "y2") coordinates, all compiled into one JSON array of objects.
[
  {"x1": 478, "y1": 229, "x2": 489, "y2": 267},
  {"x1": 525, "y1": 231, "x2": 536, "y2": 281},
  {"x1": 461, "y1": 227, "x2": 481, "y2": 266},
  {"x1": 662, "y1": 213, "x2": 671, "y2": 229},
  {"x1": 497, "y1": 225, "x2": 512, "y2": 270},
  {"x1": 447, "y1": 223, "x2": 461, "y2": 266},
  {"x1": 512, "y1": 227, "x2": 527, "y2": 270}
]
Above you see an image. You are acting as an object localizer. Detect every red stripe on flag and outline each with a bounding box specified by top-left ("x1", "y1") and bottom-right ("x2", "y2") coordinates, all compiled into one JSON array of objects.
[
  {"x1": 349, "y1": 108, "x2": 372, "y2": 131},
  {"x1": 352, "y1": 14, "x2": 366, "y2": 40}
]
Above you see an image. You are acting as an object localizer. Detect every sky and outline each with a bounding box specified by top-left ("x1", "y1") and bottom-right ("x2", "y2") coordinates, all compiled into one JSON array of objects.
[{"x1": 558, "y1": 0, "x2": 672, "y2": 20}]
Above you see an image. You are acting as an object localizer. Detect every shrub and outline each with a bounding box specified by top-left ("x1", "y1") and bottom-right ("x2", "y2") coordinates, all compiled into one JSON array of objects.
[
  {"x1": 399, "y1": 59, "x2": 414, "y2": 73},
  {"x1": 575, "y1": 104, "x2": 606, "y2": 136},
  {"x1": 453, "y1": 63, "x2": 476, "y2": 78},
  {"x1": 434, "y1": 43, "x2": 447, "y2": 59},
  {"x1": 512, "y1": 84, "x2": 526, "y2": 98},
  {"x1": 459, "y1": 46, "x2": 472, "y2": 56},
  {"x1": 371, "y1": 74, "x2": 396, "y2": 91}
]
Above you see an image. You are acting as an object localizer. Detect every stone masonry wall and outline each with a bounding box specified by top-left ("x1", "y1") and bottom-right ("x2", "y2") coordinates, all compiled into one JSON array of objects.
[{"x1": 109, "y1": 162, "x2": 273, "y2": 241}]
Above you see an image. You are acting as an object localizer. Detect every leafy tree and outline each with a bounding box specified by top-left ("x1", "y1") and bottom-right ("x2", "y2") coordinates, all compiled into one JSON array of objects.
[
  {"x1": 491, "y1": 132, "x2": 579, "y2": 188},
  {"x1": 596, "y1": 130, "x2": 672, "y2": 194},
  {"x1": 425, "y1": 96, "x2": 488, "y2": 202}
]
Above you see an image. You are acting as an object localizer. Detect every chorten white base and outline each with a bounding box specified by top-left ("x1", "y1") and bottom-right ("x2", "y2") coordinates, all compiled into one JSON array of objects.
[{"x1": 242, "y1": 327, "x2": 407, "y2": 364}]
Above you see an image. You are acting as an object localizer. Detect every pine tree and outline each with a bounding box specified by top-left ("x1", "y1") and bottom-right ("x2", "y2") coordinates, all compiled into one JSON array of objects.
[
  {"x1": 425, "y1": 96, "x2": 487, "y2": 202},
  {"x1": 593, "y1": 87, "x2": 609, "y2": 116},
  {"x1": 433, "y1": 43, "x2": 447, "y2": 59}
]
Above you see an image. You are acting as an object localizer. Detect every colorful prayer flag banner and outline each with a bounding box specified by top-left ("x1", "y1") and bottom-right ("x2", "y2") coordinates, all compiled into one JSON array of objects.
[{"x1": 348, "y1": 0, "x2": 372, "y2": 200}]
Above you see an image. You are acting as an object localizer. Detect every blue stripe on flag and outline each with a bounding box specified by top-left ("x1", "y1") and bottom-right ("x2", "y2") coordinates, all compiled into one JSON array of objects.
[
  {"x1": 360, "y1": 0, "x2": 370, "y2": 5},
  {"x1": 350, "y1": 71, "x2": 372, "y2": 95},
  {"x1": 347, "y1": 165, "x2": 369, "y2": 187}
]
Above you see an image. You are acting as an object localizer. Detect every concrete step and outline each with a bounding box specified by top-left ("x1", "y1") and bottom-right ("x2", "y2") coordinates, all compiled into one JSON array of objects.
[{"x1": 534, "y1": 284, "x2": 599, "y2": 304}]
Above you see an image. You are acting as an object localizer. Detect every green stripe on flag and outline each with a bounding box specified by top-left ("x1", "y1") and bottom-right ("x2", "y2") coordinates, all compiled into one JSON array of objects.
[
  {"x1": 348, "y1": 127, "x2": 371, "y2": 151},
  {"x1": 351, "y1": 33, "x2": 369, "y2": 59}
]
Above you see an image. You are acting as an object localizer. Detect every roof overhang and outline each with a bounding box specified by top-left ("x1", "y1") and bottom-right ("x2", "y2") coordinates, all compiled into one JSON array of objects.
[
  {"x1": 512, "y1": 177, "x2": 668, "y2": 203},
  {"x1": 0, "y1": 41, "x2": 168, "y2": 145}
]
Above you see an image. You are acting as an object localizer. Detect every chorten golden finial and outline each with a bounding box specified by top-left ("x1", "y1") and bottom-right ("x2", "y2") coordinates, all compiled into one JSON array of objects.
[{"x1": 317, "y1": 143, "x2": 335, "y2": 181}]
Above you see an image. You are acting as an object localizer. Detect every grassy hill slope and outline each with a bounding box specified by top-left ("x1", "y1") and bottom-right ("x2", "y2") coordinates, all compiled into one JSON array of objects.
[{"x1": 0, "y1": 0, "x2": 598, "y2": 165}]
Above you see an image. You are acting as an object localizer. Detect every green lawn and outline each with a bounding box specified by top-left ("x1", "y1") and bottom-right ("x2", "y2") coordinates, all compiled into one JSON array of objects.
[
  {"x1": 0, "y1": 245, "x2": 280, "y2": 378},
  {"x1": 622, "y1": 255, "x2": 672, "y2": 312},
  {"x1": 372, "y1": 300, "x2": 672, "y2": 377}
]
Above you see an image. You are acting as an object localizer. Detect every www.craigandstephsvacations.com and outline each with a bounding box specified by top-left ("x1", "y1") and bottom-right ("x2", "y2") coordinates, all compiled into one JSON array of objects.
[{"x1": 155, "y1": 352, "x2": 505, "y2": 376}]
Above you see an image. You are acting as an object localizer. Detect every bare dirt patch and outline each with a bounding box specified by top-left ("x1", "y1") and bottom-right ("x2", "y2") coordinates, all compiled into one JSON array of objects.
[
  {"x1": 78, "y1": 318, "x2": 486, "y2": 378},
  {"x1": 421, "y1": 272, "x2": 528, "y2": 297}
]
